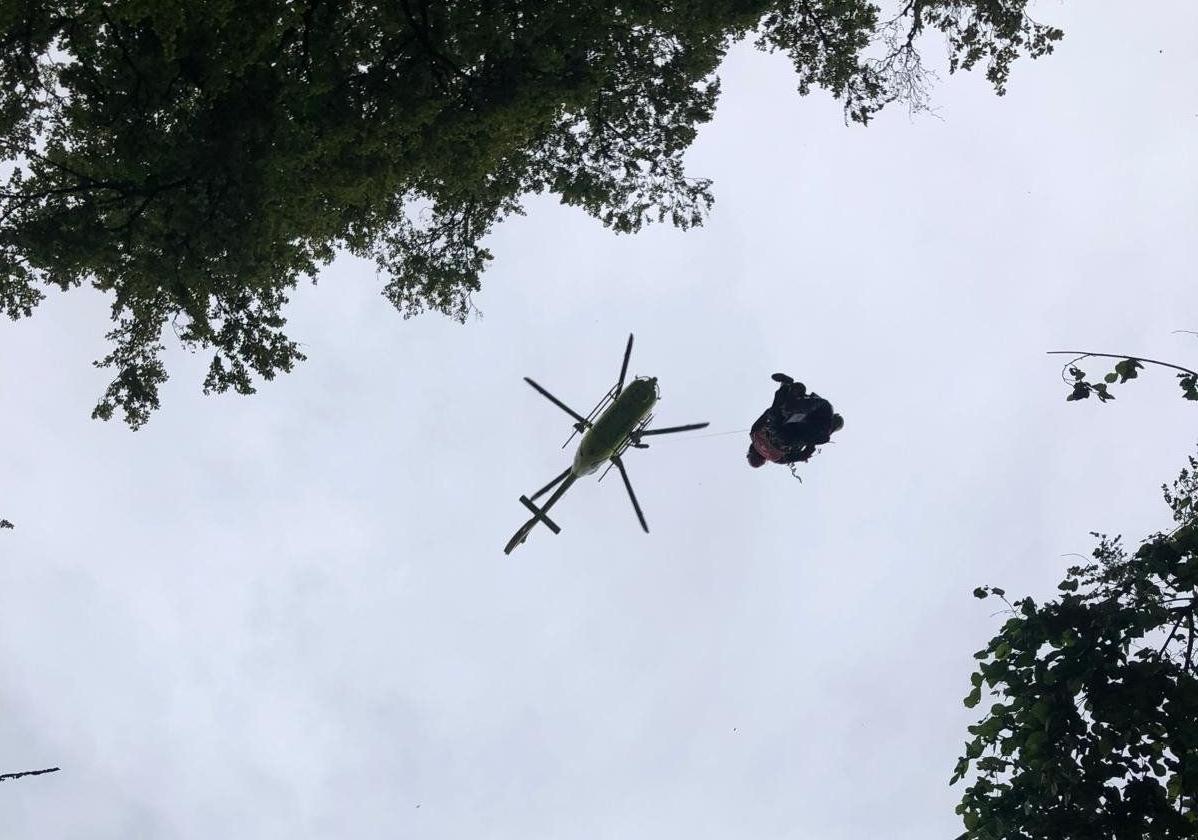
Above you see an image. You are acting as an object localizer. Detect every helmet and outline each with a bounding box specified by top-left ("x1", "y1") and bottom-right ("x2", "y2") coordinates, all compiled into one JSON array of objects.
[{"x1": 747, "y1": 446, "x2": 766, "y2": 468}]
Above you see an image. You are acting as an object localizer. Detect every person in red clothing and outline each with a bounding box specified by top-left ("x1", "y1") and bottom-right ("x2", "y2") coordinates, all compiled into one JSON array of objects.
[{"x1": 747, "y1": 373, "x2": 843, "y2": 468}]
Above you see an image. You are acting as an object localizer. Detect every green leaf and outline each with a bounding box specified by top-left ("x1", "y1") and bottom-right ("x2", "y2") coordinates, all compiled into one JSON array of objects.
[
  {"x1": 995, "y1": 642, "x2": 1012, "y2": 660},
  {"x1": 973, "y1": 587, "x2": 988, "y2": 599},
  {"x1": 965, "y1": 686, "x2": 982, "y2": 708},
  {"x1": 1168, "y1": 775, "x2": 1182, "y2": 801},
  {"x1": 1113, "y1": 358, "x2": 1142, "y2": 382},
  {"x1": 1104, "y1": 372, "x2": 1118, "y2": 383},
  {"x1": 977, "y1": 756, "x2": 1008, "y2": 774},
  {"x1": 1057, "y1": 578, "x2": 1079, "y2": 592}
]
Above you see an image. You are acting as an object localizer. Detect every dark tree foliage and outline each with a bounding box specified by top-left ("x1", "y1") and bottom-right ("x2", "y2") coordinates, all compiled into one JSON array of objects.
[
  {"x1": 1051, "y1": 351, "x2": 1198, "y2": 405},
  {"x1": 0, "y1": 1, "x2": 1061, "y2": 427},
  {"x1": 953, "y1": 455, "x2": 1198, "y2": 839}
]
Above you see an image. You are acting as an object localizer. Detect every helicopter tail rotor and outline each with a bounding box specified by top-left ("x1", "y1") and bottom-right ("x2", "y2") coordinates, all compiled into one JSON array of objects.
[{"x1": 503, "y1": 471, "x2": 579, "y2": 554}]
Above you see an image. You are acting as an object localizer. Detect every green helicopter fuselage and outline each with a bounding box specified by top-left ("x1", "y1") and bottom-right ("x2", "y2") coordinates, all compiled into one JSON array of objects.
[{"x1": 572, "y1": 377, "x2": 659, "y2": 476}]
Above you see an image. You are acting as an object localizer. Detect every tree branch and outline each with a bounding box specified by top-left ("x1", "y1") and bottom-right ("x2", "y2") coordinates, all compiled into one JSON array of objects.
[
  {"x1": 0, "y1": 767, "x2": 59, "y2": 782},
  {"x1": 1186, "y1": 610, "x2": 1194, "y2": 673},
  {"x1": 1158, "y1": 614, "x2": 1184, "y2": 659},
  {"x1": 1046, "y1": 351, "x2": 1198, "y2": 379},
  {"x1": 99, "y1": 9, "x2": 148, "y2": 94},
  {"x1": 397, "y1": 0, "x2": 467, "y2": 81}
]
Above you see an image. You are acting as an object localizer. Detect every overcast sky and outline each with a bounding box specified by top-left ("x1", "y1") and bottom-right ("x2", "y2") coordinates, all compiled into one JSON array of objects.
[{"x1": 3, "y1": 4, "x2": 1197, "y2": 838}]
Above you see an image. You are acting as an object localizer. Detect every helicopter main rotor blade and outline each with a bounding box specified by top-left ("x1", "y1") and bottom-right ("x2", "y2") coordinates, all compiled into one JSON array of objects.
[
  {"x1": 614, "y1": 334, "x2": 634, "y2": 396},
  {"x1": 611, "y1": 455, "x2": 649, "y2": 533},
  {"x1": 530, "y1": 467, "x2": 573, "y2": 501},
  {"x1": 524, "y1": 378, "x2": 589, "y2": 428},
  {"x1": 635, "y1": 422, "x2": 710, "y2": 438},
  {"x1": 562, "y1": 385, "x2": 616, "y2": 449}
]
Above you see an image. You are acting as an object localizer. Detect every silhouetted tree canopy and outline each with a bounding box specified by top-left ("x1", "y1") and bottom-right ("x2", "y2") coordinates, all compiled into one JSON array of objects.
[
  {"x1": 0, "y1": 1, "x2": 1061, "y2": 426},
  {"x1": 954, "y1": 454, "x2": 1198, "y2": 839}
]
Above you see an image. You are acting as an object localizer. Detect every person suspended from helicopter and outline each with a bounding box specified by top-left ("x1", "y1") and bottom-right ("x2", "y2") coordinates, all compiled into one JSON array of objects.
[{"x1": 747, "y1": 373, "x2": 843, "y2": 468}]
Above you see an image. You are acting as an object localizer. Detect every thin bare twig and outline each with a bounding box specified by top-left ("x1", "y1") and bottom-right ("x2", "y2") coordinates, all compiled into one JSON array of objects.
[{"x1": 0, "y1": 767, "x2": 59, "y2": 782}]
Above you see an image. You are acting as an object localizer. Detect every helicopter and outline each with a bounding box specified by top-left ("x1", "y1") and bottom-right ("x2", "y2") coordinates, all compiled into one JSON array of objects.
[{"x1": 503, "y1": 334, "x2": 710, "y2": 554}]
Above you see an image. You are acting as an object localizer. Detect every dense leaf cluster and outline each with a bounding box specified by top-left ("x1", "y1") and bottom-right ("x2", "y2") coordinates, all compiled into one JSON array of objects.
[
  {"x1": 954, "y1": 456, "x2": 1198, "y2": 839},
  {"x1": 0, "y1": 1, "x2": 1060, "y2": 426}
]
